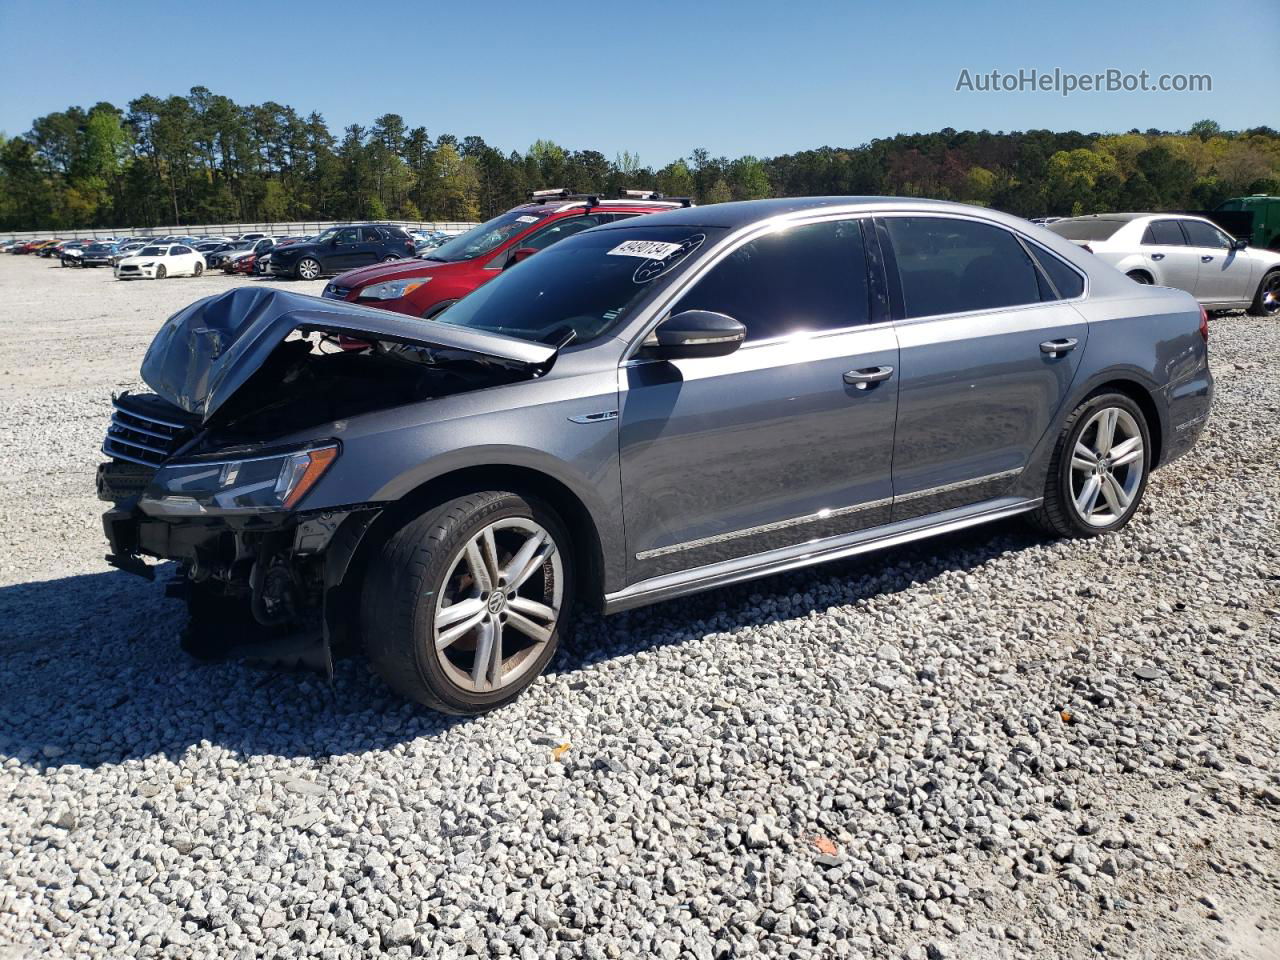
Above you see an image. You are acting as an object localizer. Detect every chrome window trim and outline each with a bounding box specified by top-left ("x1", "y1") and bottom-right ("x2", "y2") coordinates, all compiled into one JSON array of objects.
[
  {"x1": 618, "y1": 207, "x2": 1091, "y2": 365},
  {"x1": 634, "y1": 468, "x2": 1021, "y2": 560}
]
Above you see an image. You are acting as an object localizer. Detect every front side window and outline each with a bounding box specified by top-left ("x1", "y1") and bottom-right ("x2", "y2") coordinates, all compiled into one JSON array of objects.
[
  {"x1": 677, "y1": 219, "x2": 871, "y2": 340},
  {"x1": 1180, "y1": 220, "x2": 1231, "y2": 249},
  {"x1": 435, "y1": 225, "x2": 722, "y2": 345},
  {"x1": 883, "y1": 217, "x2": 1041, "y2": 318},
  {"x1": 333, "y1": 228, "x2": 359, "y2": 245},
  {"x1": 1143, "y1": 220, "x2": 1186, "y2": 246}
]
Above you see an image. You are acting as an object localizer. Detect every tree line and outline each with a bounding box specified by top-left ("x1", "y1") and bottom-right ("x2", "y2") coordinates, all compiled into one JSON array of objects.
[{"x1": 1, "y1": 88, "x2": 1277, "y2": 231}]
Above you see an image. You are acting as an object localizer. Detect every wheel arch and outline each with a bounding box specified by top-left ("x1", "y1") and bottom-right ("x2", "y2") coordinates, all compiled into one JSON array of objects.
[
  {"x1": 1079, "y1": 377, "x2": 1165, "y2": 469},
  {"x1": 334, "y1": 463, "x2": 609, "y2": 621}
]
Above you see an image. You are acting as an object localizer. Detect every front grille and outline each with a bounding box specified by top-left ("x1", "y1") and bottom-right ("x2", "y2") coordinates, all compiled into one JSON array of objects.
[{"x1": 103, "y1": 393, "x2": 197, "y2": 467}]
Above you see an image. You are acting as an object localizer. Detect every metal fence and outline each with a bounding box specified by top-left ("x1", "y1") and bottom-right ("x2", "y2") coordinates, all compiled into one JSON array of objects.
[{"x1": 1, "y1": 220, "x2": 479, "y2": 243}]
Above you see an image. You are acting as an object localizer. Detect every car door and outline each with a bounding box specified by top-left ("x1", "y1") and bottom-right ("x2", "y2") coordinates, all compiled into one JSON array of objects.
[
  {"x1": 1141, "y1": 219, "x2": 1201, "y2": 295},
  {"x1": 170, "y1": 245, "x2": 194, "y2": 274},
  {"x1": 356, "y1": 227, "x2": 387, "y2": 266},
  {"x1": 878, "y1": 215, "x2": 1088, "y2": 520},
  {"x1": 619, "y1": 216, "x2": 900, "y2": 579},
  {"x1": 327, "y1": 227, "x2": 362, "y2": 271},
  {"x1": 1180, "y1": 218, "x2": 1252, "y2": 304}
]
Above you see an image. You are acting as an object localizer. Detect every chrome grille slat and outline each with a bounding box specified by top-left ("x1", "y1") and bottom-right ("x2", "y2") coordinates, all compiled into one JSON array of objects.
[
  {"x1": 102, "y1": 393, "x2": 196, "y2": 469},
  {"x1": 108, "y1": 415, "x2": 173, "y2": 441},
  {"x1": 110, "y1": 398, "x2": 188, "y2": 430},
  {"x1": 105, "y1": 429, "x2": 171, "y2": 456},
  {"x1": 102, "y1": 438, "x2": 165, "y2": 467}
]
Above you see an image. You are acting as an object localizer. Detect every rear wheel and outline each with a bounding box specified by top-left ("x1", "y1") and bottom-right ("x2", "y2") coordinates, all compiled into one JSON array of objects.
[
  {"x1": 381, "y1": 255, "x2": 400, "y2": 263},
  {"x1": 155, "y1": 264, "x2": 167, "y2": 280},
  {"x1": 1248, "y1": 268, "x2": 1280, "y2": 317},
  {"x1": 362, "y1": 491, "x2": 574, "y2": 714},
  {"x1": 1030, "y1": 392, "x2": 1151, "y2": 538},
  {"x1": 193, "y1": 261, "x2": 204, "y2": 276},
  {"x1": 296, "y1": 257, "x2": 321, "y2": 280},
  {"x1": 1126, "y1": 271, "x2": 1152, "y2": 285}
]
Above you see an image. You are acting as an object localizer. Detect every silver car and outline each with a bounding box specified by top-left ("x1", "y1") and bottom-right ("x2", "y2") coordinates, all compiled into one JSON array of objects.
[
  {"x1": 1047, "y1": 212, "x2": 1280, "y2": 315},
  {"x1": 98, "y1": 197, "x2": 1213, "y2": 714}
]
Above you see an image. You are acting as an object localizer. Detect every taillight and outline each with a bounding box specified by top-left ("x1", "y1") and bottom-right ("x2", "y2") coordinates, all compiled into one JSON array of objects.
[{"x1": 1199, "y1": 306, "x2": 1209, "y2": 342}]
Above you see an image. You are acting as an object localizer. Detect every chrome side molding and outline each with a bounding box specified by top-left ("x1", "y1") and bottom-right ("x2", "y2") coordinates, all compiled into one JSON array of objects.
[{"x1": 606, "y1": 496, "x2": 1041, "y2": 613}]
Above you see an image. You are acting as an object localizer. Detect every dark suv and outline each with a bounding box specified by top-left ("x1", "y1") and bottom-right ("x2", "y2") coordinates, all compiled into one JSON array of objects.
[
  {"x1": 97, "y1": 197, "x2": 1211, "y2": 715},
  {"x1": 268, "y1": 224, "x2": 415, "y2": 280}
]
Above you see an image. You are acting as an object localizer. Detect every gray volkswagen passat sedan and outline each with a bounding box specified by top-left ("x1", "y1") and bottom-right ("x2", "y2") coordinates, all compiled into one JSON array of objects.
[{"x1": 98, "y1": 197, "x2": 1213, "y2": 714}]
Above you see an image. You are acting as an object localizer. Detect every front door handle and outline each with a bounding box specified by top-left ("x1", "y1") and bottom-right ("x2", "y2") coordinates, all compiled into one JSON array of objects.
[
  {"x1": 1201, "y1": 255, "x2": 1214, "y2": 263},
  {"x1": 1040, "y1": 337, "x2": 1079, "y2": 357},
  {"x1": 1150, "y1": 253, "x2": 1165, "y2": 261},
  {"x1": 843, "y1": 365, "x2": 894, "y2": 388}
]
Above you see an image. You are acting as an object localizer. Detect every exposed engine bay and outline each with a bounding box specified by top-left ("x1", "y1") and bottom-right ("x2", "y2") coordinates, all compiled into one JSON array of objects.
[{"x1": 98, "y1": 288, "x2": 553, "y2": 673}]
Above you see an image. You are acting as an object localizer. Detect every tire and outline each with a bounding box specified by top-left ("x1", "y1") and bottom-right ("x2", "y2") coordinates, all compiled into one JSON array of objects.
[
  {"x1": 1030, "y1": 392, "x2": 1151, "y2": 538},
  {"x1": 155, "y1": 264, "x2": 167, "y2": 280},
  {"x1": 193, "y1": 261, "x2": 204, "y2": 276},
  {"x1": 1247, "y1": 268, "x2": 1280, "y2": 317},
  {"x1": 381, "y1": 255, "x2": 400, "y2": 263},
  {"x1": 361, "y1": 491, "x2": 575, "y2": 714},
  {"x1": 296, "y1": 257, "x2": 321, "y2": 281},
  {"x1": 1126, "y1": 271, "x2": 1152, "y2": 285}
]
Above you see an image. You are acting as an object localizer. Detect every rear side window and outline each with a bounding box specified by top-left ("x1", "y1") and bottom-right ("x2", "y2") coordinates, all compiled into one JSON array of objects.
[
  {"x1": 677, "y1": 219, "x2": 871, "y2": 340},
  {"x1": 1028, "y1": 245, "x2": 1085, "y2": 299},
  {"x1": 360, "y1": 227, "x2": 385, "y2": 242},
  {"x1": 1143, "y1": 220, "x2": 1186, "y2": 246},
  {"x1": 1180, "y1": 220, "x2": 1231, "y2": 249},
  {"x1": 882, "y1": 217, "x2": 1042, "y2": 318},
  {"x1": 1046, "y1": 219, "x2": 1128, "y2": 242}
]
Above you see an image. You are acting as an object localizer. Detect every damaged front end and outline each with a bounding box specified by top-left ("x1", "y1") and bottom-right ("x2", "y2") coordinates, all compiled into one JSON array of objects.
[{"x1": 98, "y1": 287, "x2": 555, "y2": 674}]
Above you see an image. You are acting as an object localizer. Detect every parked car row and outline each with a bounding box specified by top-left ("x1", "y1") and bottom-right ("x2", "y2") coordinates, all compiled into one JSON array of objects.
[{"x1": 96, "y1": 193, "x2": 1214, "y2": 714}]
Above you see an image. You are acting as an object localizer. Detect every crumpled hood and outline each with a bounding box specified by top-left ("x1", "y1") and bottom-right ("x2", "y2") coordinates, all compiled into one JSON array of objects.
[{"x1": 140, "y1": 287, "x2": 556, "y2": 421}]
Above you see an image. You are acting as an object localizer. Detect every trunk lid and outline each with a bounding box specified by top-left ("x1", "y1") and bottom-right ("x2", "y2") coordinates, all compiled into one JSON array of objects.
[{"x1": 140, "y1": 287, "x2": 556, "y2": 421}]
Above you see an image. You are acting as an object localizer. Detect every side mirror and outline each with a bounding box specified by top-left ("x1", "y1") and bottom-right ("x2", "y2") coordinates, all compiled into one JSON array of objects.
[
  {"x1": 1231, "y1": 237, "x2": 1248, "y2": 251},
  {"x1": 642, "y1": 310, "x2": 746, "y2": 360},
  {"x1": 504, "y1": 246, "x2": 539, "y2": 269}
]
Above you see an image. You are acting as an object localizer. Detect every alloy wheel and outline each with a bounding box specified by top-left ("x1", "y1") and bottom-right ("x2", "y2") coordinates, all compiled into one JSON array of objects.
[
  {"x1": 432, "y1": 518, "x2": 563, "y2": 694},
  {"x1": 1069, "y1": 407, "x2": 1145, "y2": 527},
  {"x1": 1263, "y1": 272, "x2": 1280, "y2": 314},
  {"x1": 298, "y1": 258, "x2": 320, "y2": 280}
]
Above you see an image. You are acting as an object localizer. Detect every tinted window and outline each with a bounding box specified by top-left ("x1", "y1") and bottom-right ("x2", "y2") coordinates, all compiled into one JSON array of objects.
[
  {"x1": 884, "y1": 217, "x2": 1041, "y2": 318},
  {"x1": 1143, "y1": 220, "x2": 1186, "y2": 246},
  {"x1": 334, "y1": 228, "x2": 359, "y2": 245},
  {"x1": 1180, "y1": 220, "x2": 1230, "y2": 249},
  {"x1": 521, "y1": 215, "x2": 612, "y2": 252},
  {"x1": 1047, "y1": 219, "x2": 1129, "y2": 241},
  {"x1": 171, "y1": 245, "x2": 191, "y2": 255},
  {"x1": 677, "y1": 220, "x2": 870, "y2": 340},
  {"x1": 425, "y1": 209, "x2": 550, "y2": 263},
  {"x1": 1028, "y1": 246, "x2": 1085, "y2": 299},
  {"x1": 360, "y1": 226, "x2": 384, "y2": 242}
]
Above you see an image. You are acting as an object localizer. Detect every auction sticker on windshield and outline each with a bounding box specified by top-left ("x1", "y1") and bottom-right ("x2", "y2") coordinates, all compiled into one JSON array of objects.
[{"x1": 608, "y1": 239, "x2": 684, "y2": 259}]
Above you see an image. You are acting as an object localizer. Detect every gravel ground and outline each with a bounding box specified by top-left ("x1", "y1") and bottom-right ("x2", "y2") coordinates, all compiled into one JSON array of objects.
[{"x1": 1, "y1": 253, "x2": 1278, "y2": 960}]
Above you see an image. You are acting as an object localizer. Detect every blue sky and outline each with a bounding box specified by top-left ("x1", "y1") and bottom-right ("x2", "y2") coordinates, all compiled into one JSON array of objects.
[{"x1": 1, "y1": 0, "x2": 1275, "y2": 164}]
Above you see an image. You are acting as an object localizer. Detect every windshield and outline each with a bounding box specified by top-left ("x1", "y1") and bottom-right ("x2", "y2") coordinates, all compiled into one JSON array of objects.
[
  {"x1": 424, "y1": 210, "x2": 548, "y2": 263},
  {"x1": 140, "y1": 246, "x2": 165, "y2": 256},
  {"x1": 1046, "y1": 219, "x2": 1128, "y2": 241},
  {"x1": 435, "y1": 225, "x2": 721, "y2": 345}
]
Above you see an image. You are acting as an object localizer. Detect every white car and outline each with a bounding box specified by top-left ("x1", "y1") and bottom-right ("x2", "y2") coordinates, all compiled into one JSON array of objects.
[
  {"x1": 1046, "y1": 213, "x2": 1280, "y2": 315},
  {"x1": 114, "y1": 243, "x2": 206, "y2": 280}
]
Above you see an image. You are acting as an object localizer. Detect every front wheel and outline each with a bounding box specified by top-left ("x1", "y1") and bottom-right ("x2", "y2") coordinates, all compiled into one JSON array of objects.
[
  {"x1": 193, "y1": 261, "x2": 204, "y2": 276},
  {"x1": 1248, "y1": 268, "x2": 1280, "y2": 317},
  {"x1": 155, "y1": 264, "x2": 167, "y2": 280},
  {"x1": 381, "y1": 255, "x2": 400, "y2": 263},
  {"x1": 1030, "y1": 392, "x2": 1151, "y2": 538},
  {"x1": 361, "y1": 491, "x2": 574, "y2": 714},
  {"x1": 296, "y1": 258, "x2": 321, "y2": 280}
]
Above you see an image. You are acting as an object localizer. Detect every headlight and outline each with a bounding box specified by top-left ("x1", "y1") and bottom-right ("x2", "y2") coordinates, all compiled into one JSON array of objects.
[
  {"x1": 140, "y1": 444, "x2": 339, "y2": 516},
  {"x1": 140, "y1": 262, "x2": 154, "y2": 268},
  {"x1": 357, "y1": 277, "x2": 430, "y2": 300}
]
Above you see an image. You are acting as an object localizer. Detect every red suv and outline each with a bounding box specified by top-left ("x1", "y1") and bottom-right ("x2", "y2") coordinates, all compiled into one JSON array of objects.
[{"x1": 321, "y1": 190, "x2": 691, "y2": 318}]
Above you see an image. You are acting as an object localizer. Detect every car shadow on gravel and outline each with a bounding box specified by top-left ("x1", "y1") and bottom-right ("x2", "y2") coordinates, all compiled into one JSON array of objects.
[{"x1": 0, "y1": 520, "x2": 1042, "y2": 770}]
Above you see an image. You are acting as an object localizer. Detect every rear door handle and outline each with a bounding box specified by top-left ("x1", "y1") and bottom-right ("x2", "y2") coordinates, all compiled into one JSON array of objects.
[
  {"x1": 1150, "y1": 253, "x2": 1165, "y2": 261},
  {"x1": 1040, "y1": 338, "x2": 1079, "y2": 356},
  {"x1": 843, "y1": 365, "x2": 894, "y2": 388},
  {"x1": 1201, "y1": 255, "x2": 1214, "y2": 263}
]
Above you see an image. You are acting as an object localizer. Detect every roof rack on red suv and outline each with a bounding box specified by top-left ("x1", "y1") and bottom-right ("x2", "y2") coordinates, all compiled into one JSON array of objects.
[{"x1": 319, "y1": 189, "x2": 690, "y2": 320}]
